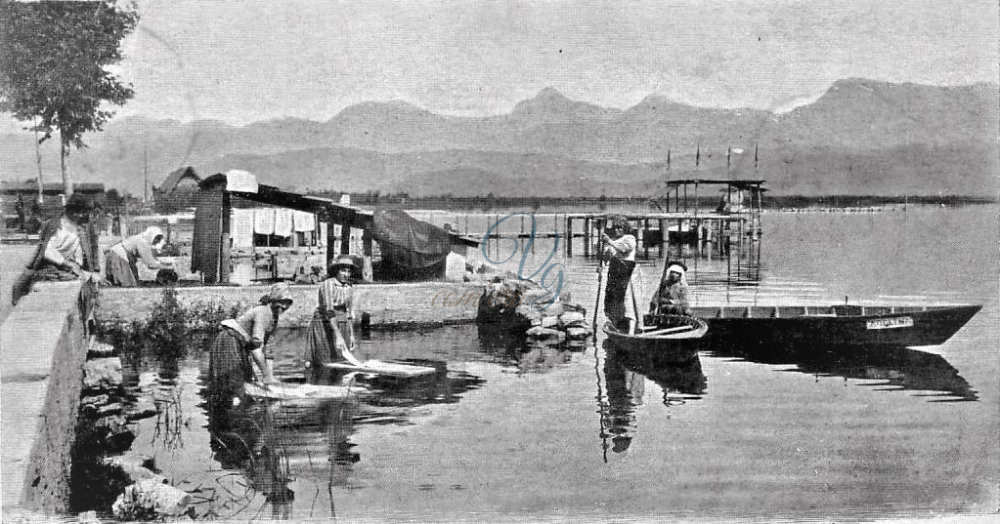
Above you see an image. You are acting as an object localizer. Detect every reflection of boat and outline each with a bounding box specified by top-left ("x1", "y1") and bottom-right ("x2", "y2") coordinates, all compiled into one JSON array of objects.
[
  {"x1": 608, "y1": 343, "x2": 708, "y2": 401},
  {"x1": 702, "y1": 343, "x2": 977, "y2": 401},
  {"x1": 689, "y1": 304, "x2": 981, "y2": 349},
  {"x1": 603, "y1": 316, "x2": 707, "y2": 363}
]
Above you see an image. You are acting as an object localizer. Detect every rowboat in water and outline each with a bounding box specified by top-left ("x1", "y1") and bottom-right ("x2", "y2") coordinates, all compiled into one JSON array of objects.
[
  {"x1": 678, "y1": 304, "x2": 981, "y2": 349},
  {"x1": 603, "y1": 315, "x2": 708, "y2": 363}
]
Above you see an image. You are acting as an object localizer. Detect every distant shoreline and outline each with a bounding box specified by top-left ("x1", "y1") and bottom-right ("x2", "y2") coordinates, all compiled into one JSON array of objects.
[{"x1": 319, "y1": 193, "x2": 997, "y2": 211}]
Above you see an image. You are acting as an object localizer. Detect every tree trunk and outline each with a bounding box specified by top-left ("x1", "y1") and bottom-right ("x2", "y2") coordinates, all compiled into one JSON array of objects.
[
  {"x1": 61, "y1": 134, "x2": 72, "y2": 197},
  {"x1": 34, "y1": 121, "x2": 44, "y2": 204}
]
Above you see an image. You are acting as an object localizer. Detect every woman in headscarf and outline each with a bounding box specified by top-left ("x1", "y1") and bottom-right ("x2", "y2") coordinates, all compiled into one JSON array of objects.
[
  {"x1": 599, "y1": 215, "x2": 637, "y2": 331},
  {"x1": 649, "y1": 261, "x2": 692, "y2": 317},
  {"x1": 104, "y1": 226, "x2": 170, "y2": 287},
  {"x1": 11, "y1": 193, "x2": 100, "y2": 305},
  {"x1": 208, "y1": 284, "x2": 293, "y2": 408},
  {"x1": 306, "y1": 255, "x2": 363, "y2": 381}
]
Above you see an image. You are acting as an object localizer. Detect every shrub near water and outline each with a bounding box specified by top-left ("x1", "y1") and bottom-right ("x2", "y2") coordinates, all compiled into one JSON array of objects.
[{"x1": 100, "y1": 287, "x2": 245, "y2": 358}]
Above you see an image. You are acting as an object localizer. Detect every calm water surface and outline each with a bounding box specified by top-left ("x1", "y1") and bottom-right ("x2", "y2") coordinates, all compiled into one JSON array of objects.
[{"x1": 121, "y1": 205, "x2": 999, "y2": 522}]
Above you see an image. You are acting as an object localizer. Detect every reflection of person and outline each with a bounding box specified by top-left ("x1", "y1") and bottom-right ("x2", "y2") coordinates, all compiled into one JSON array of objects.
[
  {"x1": 600, "y1": 215, "x2": 637, "y2": 331},
  {"x1": 650, "y1": 262, "x2": 692, "y2": 317},
  {"x1": 307, "y1": 256, "x2": 362, "y2": 380},
  {"x1": 602, "y1": 344, "x2": 644, "y2": 454},
  {"x1": 11, "y1": 193, "x2": 100, "y2": 304},
  {"x1": 104, "y1": 226, "x2": 170, "y2": 287},
  {"x1": 209, "y1": 284, "x2": 293, "y2": 407}
]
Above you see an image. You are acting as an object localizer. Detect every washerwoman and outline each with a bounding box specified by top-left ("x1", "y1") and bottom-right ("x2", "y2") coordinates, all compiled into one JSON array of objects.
[
  {"x1": 209, "y1": 283, "x2": 292, "y2": 408},
  {"x1": 306, "y1": 255, "x2": 363, "y2": 381},
  {"x1": 104, "y1": 226, "x2": 170, "y2": 287}
]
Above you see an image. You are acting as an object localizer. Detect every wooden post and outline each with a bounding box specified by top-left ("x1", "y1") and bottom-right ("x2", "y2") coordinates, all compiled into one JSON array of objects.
[
  {"x1": 658, "y1": 219, "x2": 665, "y2": 257},
  {"x1": 566, "y1": 217, "x2": 573, "y2": 257},
  {"x1": 583, "y1": 217, "x2": 591, "y2": 257},
  {"x1": 340, "y1": 223, "x2": 352, "y2": 255},
  {"x1": 362, "y1": 228, "x2": 374, "y2": 282},
  {"x1": 220, "y1": 192, "x2": 232, "y2": 284},
  {"x1": 643, "y1": 218, "x2": 650, "y2": 258},
  {"x1": 325, "y1": 217, "x2": 337, "y2": 270}
]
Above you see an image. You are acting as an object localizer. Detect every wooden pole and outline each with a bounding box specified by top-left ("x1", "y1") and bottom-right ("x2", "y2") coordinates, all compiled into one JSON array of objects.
[
  {"x1": 326, "y1": 217, "x2": 337, "y2": 270},
  {"x1": 362, "y1": 228, "x2": 374, "y2": 282}
]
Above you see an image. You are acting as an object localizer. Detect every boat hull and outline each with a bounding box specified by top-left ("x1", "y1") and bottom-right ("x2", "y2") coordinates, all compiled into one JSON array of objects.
[
  {"x1": 603, "y1": 317, "x2": 707, "y2": 363},
  {"x1": 688, "y1": 304, "x2": 981, "y2": 350}
]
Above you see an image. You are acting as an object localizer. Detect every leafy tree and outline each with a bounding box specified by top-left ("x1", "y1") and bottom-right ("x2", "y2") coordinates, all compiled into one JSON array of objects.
[{"x1": 0, "y1": 0, "x2": 139, "y2": 196}]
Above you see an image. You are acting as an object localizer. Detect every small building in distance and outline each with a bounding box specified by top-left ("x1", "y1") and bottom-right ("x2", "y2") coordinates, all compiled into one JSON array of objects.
[{"x1": 153, "y1": 166, "x2": 201, "y2": 213}]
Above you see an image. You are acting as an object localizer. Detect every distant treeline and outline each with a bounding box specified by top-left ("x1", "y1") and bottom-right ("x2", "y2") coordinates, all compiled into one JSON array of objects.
[{"x1": 310, "y1": 191, "x2": 996, "y2": 210}]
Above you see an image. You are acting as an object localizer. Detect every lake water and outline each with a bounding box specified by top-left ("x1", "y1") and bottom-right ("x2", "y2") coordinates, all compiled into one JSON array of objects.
[{"x1": 115, "y1": 205, "x2": 998, "y2": 522}]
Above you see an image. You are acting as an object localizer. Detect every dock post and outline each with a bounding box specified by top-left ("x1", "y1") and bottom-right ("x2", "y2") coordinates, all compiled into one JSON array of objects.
[
  {"x1": 583, "y1": 218, "x2": 591, "y2": 257},
  {"x1": 566, "y1": 216, "x2": 573, "y2": 257}
]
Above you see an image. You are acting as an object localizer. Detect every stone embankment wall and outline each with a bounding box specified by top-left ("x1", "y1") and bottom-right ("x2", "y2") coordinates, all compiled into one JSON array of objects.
[
  {"x1": 98, "y1": 282, "x2": 488, "y2": 327},
  {"x1": 1, "y1": 281, "x2": 90, "y2": 514}
]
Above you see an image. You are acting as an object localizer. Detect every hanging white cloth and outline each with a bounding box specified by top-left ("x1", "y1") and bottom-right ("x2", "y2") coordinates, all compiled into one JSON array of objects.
[
  {"x1": 231, "y1": 208, "x2": 255, "y2": 250},
  {"x1": 293, "y1": 211, "x2": 316, "y2": 232},
  {"x1": 225, "y1": 169, "x2": 259, "y2": 193},
  {"x1": 273, "y1": 208, "x2": 294, "y2": 237},
  {"x1": 254, "y1": 208, "x2": 275, "y2": 235}
]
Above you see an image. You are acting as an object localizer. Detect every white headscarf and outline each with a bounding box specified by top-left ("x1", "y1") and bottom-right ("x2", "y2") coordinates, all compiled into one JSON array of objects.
[
  {"x1": 666, "y1": 264, "x2": 688, "y2": 286},
  {"x1": 141, "y1": 226, "x2": 165, "y2": 246}
]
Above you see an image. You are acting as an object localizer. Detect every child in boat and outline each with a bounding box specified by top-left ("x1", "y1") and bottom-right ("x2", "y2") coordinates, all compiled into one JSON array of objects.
[
  {"x1": 209, "y1": 283, "x2": 293, "y2": 407},
  {"x1": 600, "y1": 215, "x2": 637, "y2": 331},
  {"x1": 306, "y1": 255, "x2": 363, "y2": 381},
  {"x1": 650, "y1": 261, "x2": 692, "y2": 317}
]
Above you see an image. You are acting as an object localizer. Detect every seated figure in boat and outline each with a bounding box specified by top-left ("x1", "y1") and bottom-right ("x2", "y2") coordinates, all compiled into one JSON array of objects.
[
  {"x1": 307, "y1": 255, "x2": 363, "y2": 381},
  {"x1": 649, "y1": 262, "x2": 692, "y2": 318},
  {"x1": 600, "y1": 215, "x2": 637, "y2": 332},
  {"x1": 208, "y1": 284, "x2": 293, "y2": 410}
]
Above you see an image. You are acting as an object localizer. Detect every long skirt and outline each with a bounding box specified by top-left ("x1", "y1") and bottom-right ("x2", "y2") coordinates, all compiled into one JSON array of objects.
[
  {"x1": 105, "y1": 250, "x2": 139, "y2": 287},
  {"x1": 208, "y1": 329, "x2": 252, "y2": 410},
  {"x1": 306, "y1": 311, "x2": 353, "y2": 383},
  {"x1": 604, "y1": 257, "x2": 636, "y2": 329}
]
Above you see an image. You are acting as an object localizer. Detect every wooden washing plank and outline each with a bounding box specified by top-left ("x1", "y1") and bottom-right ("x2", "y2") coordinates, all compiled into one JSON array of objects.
[
  {"x1": 245, "y1": 382, "x2": 358, "y2": 401},
  {"x1": 324, "y1": 360, "x2": 437, "y2": 378}
]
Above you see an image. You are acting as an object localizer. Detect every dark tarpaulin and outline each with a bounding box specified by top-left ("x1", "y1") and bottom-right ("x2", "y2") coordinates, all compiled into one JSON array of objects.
[{"x1": 370, "y1": 209, "x2": 454, "y2": 271}]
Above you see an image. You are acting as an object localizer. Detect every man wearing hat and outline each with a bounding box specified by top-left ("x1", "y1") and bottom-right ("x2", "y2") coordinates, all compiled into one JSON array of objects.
[
  {"x1": 307, "y1": 255, "x2": 363, "y2": 380},
  {"x1": 650, "y1": 261, "x2": 692, "y2": 317}
]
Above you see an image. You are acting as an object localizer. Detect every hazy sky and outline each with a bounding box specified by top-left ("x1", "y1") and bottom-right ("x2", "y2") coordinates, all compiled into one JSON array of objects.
[{"x1": 11, "y1": 0, "x2": 1000, "y2": 127}]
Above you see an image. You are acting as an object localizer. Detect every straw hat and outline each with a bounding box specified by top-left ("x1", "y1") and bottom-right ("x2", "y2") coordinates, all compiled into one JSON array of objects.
[{"x1": 329, "y1": 255, "x2": 357, "y2": 273}]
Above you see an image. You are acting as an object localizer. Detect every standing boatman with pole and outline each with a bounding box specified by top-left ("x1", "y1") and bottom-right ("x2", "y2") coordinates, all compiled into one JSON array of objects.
[{"x1": 599, "y1": 215, "x2": 637, "y2": 332}]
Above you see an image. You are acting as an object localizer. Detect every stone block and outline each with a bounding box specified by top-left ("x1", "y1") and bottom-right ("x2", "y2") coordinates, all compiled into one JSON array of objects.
[
  {"x1": 112, "y1": 480, "x2": 191, "y2": 521},
  {"x1": 82, "y1": 358, "x2": 123, "y2": 391}
]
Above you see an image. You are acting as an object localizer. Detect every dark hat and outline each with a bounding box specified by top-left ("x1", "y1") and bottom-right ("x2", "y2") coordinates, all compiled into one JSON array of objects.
[
  {"x1": 329, "y1": 255, "x2": 357, "y2": 273},
  {"x1": 64, "y1": 193, "x2": 95, "y2": 214}
]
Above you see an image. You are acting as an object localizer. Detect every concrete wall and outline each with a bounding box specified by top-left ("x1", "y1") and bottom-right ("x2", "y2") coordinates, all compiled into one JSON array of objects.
[
  {"x1": 1, "y1": 281, "x2": 90, "y2": 514},
  {"x1": 97, "y1": 281, "x2": 489, "y2": 328}
]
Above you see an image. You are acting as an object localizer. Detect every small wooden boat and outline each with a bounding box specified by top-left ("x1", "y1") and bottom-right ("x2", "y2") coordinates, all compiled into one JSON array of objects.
[
  {"x1": 603, "y1": 315, "x2": 708, "y2": 362},
  {"x1": 685, "y1": 304, "x2": 981, "y2": 349},
  {"x1": 324, "y1": 359, "x2": 437, "y2": 378}
]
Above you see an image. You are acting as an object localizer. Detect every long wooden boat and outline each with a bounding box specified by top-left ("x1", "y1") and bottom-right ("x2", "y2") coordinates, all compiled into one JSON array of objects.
[
  {"x1": 603, "y1": 316, "x2": 708, "y2": 363},
  {"x1": 681, "y1": 304, "x2": 981, "y2": 349}
]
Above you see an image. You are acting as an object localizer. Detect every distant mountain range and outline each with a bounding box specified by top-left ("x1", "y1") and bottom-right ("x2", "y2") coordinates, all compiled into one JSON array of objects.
[{"x1": 1, "y1": 78, "x2": 997, "y2": 197}]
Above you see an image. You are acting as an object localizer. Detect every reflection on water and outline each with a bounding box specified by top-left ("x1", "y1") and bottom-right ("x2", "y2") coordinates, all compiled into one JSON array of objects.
[
  {"x1": 597, "y1": 341, "x2": 709, "y2": 460},
  {"x1": 702, "y1": 342, "x2": 978, "y2": 402}
]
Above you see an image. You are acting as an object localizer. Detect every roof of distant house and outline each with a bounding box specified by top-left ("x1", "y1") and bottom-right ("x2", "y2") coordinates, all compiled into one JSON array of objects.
[{"x1": 157, "y1": 166, "x2": 201, "y2": 193}]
